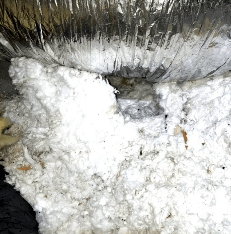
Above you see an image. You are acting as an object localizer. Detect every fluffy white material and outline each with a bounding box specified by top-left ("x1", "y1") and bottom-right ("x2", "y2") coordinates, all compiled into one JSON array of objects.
[{"x1": 3, "y1": 57, "x2": 231, "y2": 233}]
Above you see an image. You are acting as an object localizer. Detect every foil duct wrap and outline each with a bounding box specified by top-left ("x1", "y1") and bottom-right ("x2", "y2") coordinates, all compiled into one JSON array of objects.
[{"x1": 0, "y1": 0, "x2": 231, "y2": 82}]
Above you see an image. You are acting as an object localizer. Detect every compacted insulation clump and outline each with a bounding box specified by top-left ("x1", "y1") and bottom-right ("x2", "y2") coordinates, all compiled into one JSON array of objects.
[{"x1": 2, "y1": 57, "x2": 231, "y2": 233}]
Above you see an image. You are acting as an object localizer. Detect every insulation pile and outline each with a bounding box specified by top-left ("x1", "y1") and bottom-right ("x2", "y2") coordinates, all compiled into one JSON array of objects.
[{"x1": 2, "y1": 57, "x2": 231, "y2": 233}]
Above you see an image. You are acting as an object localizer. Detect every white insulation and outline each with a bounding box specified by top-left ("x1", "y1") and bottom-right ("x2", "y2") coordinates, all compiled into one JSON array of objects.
[{"x1": 2, "y1": 57, "x2": 231, "y2": 233}]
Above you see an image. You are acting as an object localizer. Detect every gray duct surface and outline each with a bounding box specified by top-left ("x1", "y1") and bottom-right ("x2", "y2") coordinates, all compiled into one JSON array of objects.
[{"x1": 0, "y1": 0, "x2": 231, "y2": 88}]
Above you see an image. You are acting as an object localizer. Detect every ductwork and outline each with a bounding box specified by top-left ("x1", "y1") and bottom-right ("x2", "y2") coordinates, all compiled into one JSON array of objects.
[{"x1": 0, "y1": 0, "x2": 231, "y2": 83}]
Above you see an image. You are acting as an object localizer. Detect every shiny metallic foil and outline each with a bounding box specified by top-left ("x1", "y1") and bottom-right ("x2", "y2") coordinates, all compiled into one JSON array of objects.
[{"x1": 0, "y1": 0, "x2": 231, "y2": 82}]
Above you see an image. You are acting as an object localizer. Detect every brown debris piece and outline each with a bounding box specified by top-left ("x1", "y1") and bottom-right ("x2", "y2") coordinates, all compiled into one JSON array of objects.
[
  {"x1": 17, "y1": 165, "x2": 31, "y2": 170},
  {"x1": 182, "y1": 130, "x2": 188, "y2": 144}
]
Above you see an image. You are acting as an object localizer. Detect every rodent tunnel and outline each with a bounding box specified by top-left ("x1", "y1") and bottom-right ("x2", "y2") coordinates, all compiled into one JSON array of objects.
[{"x1": 1, "y1": 1, "x2": 231, "y2": 233}]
